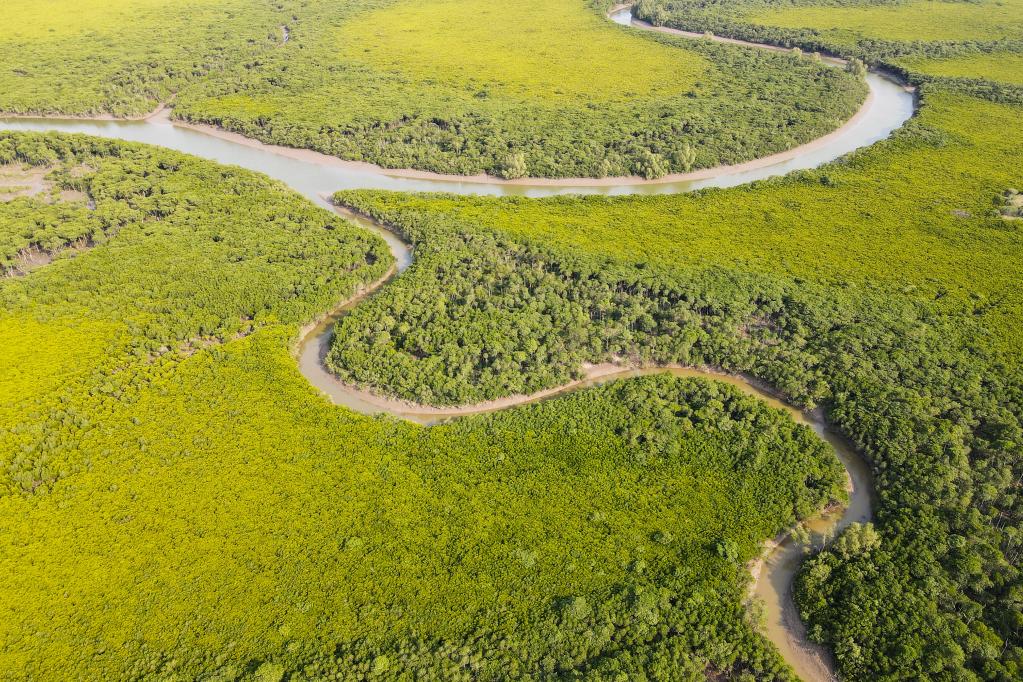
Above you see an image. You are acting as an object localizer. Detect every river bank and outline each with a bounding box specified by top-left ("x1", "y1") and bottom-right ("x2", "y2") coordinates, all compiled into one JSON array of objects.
[
  {"x1": 0, "y1": 101, "x2": 170, "y2": 123},
  {"x1": 293, "y1": 199, "x2": 873, "y2": 681},
  {"x1": 0, "y1": 7, "x2": 884, "y2": 680},
  {"x1": 0, "y1": 7, "x2": 913, "y2": 198}
]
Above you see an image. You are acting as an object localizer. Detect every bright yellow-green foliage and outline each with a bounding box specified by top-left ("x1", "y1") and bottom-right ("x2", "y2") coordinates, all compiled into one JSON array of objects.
[
  {"x1": 0, "y1": 0, "x2": 286, "y2": 116},
  {"x1": 7, "y1": 0, "x2": 191, "y2": 36},
  {"x1": 337, "y1": 0, "x2": 708, "y2": 102},
  {"x1": 0, "y1": 0, "x2": 866, "y2": 178},
  {"x1": 175, "y1": 0, "x2": 865, "y2": 178},
  {"x1": 899, "y1": 52, "x2": 1023, "y2": 85},
  {"x1": 750, "y1": 0, "x2": 1023, "y2": 43},
  {"x1": 337, "y1": 86, "x2": 1023, "y2": 679},
  {"x1": 0, "y1": 133, "x2": 842, "y2": 678},
  {"x1": 352, "y1": 92, "x2": 1023, "y2": 350},
  {"x1": 0, "y1": 314, "x2": 118, "y2": 423},
  {"x1": 0, "y1": 332, "x2": 832, "y2": 676}
]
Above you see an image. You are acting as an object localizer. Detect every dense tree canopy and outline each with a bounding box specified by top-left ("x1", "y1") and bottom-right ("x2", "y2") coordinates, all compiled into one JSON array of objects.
[
  {"x1": 0, "y1": 133, "x2": 845, "y2": 680},
  {"x1": 3, "y1": 1, "x2": 1022, "y2": 679},
  {"x1": 334, "y1": 79, "x2": 1023, "y2": 680},
  {"x1": 0, "y1": 0, "x2": 867, "y2": 179},
  {"x1": 633, "y1": 0, "x2": 1023, "y2": 100}
]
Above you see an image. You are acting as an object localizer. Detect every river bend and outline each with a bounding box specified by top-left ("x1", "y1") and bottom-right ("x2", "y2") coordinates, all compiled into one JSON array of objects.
[{"x1": 0, "y1": 6, "x2": 894, "y2": 681}]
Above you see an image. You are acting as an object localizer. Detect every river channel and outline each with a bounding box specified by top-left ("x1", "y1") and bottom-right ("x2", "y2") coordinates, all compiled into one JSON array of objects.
[{"x1": 0, "y1": 6, "x2": 897, "y2": 680}]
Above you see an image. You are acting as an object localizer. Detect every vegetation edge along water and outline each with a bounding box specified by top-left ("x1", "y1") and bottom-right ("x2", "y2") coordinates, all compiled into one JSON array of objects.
[
  {"x1": 3, "y1": 0, "x2": 1021, "y2": 680},
  {"x1": 0, "y1": 131, "x2": 857, "y2": 680},
  {"x1": 329, "y1": 73, "x2": 1023, "y2": 680},
  {"x1": 293, "y1": 204, "x2": 875, "y2": 680},
  {"x1": 0, "y1": 0, "x2": 870, "y2": 180}
]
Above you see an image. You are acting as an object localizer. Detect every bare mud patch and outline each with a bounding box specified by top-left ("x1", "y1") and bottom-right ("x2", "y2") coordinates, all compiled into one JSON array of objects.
[
  {"x1": 0, "y1": 163, "x2": 94, "y2": 205},
  {"x1": 1001, "y1": 188, "x2": 1022, "y2": 220},
  {"x1": 3, "y1": 237, "x2": 93, "y2": 278},
  {"x1": 0, "y1": 163, "x2": 50, "y2": 200}
]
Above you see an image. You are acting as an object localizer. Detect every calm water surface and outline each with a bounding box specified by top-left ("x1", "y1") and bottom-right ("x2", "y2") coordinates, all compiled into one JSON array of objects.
[
  {"x1": 0, "y1": 8, "x2": 913, "y2": 201},
  {"x1": 3, "y1": 10, "x2": 889, "y2": 680}
]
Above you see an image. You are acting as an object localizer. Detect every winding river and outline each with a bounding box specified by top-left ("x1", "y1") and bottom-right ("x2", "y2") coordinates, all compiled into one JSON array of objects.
[
  {"x1": 298, "y1": 207, "x2": 872, "y2": 682},
  {"x1": 0, "y1": 6, "x2": 903, "y2": 680}
]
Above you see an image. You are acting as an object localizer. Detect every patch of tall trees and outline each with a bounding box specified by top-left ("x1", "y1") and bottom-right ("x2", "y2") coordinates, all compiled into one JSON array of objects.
[{"x1": 334, "y1": 190, "x2": 1023, "y2": 680}]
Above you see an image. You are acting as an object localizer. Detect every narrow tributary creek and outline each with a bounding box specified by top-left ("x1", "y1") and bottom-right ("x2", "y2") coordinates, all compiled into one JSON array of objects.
[
  {"x1": 1, "y1": 6, "x2": 896, "y2": 679},
  {"x1": 297, "y1": 203, "x2": 873, "y2": 682}
]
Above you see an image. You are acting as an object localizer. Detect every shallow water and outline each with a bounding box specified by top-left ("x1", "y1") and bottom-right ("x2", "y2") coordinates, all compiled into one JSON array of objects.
[
  {"x1": 0, "y1": 9, "x2": 913, "y2": 200},
  {"x1": 0, "y1": 72, "x2": 911, "y2": 199},
  {"x1": 3, "y1": 8, "x2": 885, "y2": 680}
]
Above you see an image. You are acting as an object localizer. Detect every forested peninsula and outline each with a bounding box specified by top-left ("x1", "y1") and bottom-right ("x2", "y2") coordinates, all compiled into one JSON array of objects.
[
  {"x1": 2, "y1": 0, "x2": 1021, "y2": 680},
  {"x1": 1, "y1": 0, "x2": 866, "y2": 179}
]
